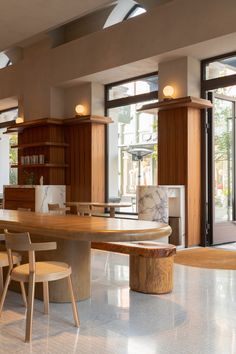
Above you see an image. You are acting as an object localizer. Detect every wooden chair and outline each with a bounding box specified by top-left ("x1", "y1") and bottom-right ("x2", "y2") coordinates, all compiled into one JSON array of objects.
[
  {"x1": 48, "y1": 203, "x2": 69, "y2": 214},
  {"x1": 17, "y1": 208, "x2": 31, "y2": 212},
  {"x1": 76, "y1": 205, "x2": 92, "y2": 216},
  {"x1": 0, "y1": 234, "x2": 27, "y2": 303},
  {"x1": 0, "y1": 231, "x2": 80, "y2": 342}
]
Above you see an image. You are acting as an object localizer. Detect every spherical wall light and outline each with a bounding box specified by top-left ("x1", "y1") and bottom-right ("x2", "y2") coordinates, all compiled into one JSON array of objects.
[
  {"x1": 75, "y1": 104, "x2": 85, "y2": 116},
  {"x1": 15, "y1": 117, "x2": 24, "y2": 124},
  {"x1": 163, "y1": 85, "x2": 175, "y2": 100}
]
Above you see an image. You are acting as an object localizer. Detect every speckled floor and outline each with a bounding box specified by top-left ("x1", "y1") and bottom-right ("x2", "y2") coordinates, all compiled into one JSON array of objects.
[{"x1": 0, "y1": 249, "x2": 236, "y2": 354}]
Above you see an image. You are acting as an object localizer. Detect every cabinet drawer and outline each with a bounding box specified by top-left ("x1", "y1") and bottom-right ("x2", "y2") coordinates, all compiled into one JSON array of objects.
[{"x1": 4, "y1": 188, "x2": 35, "y2": 202}]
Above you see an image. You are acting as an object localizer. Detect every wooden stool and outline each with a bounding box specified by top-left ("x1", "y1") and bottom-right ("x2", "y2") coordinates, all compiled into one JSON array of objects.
[
  {"x1": 92, "y1": 241, "x2": 176, "y2": 294},
  {"x1": 0, "y1": 231, "x2": 80, "y2": 343}
]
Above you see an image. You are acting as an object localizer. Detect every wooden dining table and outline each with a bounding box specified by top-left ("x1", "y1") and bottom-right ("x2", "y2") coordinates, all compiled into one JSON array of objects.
[
  {"x1": 0, "y1": 209, "x2": 171, "y2": 302},
  {"x1": 65, "y1": 201, "x2": 132, "y2": 217}
]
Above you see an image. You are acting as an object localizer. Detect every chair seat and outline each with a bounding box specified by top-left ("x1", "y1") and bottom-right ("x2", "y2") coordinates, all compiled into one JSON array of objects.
[
  {"x1": 0, "y1": 252, "x2": 21, "y2": 267},
  {"x1": 11, "y1": 261, "x2": 71, "y2": 283}
]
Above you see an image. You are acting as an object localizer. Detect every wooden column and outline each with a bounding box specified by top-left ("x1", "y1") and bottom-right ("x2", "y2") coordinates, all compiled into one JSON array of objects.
[
  {"x1": 156, "y1": 97, "x2": 212, "y2": 247},
  {"x1": 65, "y1": 115, "x2": 112, "y2": 203}
]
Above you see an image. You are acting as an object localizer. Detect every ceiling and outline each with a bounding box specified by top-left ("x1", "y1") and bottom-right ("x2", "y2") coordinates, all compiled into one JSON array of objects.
[{"x1": 0, "y1": 0, "x2": 116, "y2": 51}]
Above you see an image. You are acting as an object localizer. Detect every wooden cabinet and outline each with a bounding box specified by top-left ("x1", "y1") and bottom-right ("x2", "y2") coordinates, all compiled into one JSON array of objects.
[{"x1": 4, "y1": 187, "x2": 35, "y2": 211}]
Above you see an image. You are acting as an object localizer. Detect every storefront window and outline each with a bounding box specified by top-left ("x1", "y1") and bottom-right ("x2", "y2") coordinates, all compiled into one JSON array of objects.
[{"x1": 106, "y1": 74, "x2": 158, "y2": 213}]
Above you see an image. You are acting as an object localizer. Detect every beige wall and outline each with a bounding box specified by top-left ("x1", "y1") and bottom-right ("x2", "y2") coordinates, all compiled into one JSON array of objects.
[
  {"x1": 64, "y1": 84, "x2": 92, "y2": 118},
  {"x1": 0, "y1": 0, "x2": 236, "y2": 119},
  {"x1": 159, "y1": 57, "x2": 200, "y2": 100}
]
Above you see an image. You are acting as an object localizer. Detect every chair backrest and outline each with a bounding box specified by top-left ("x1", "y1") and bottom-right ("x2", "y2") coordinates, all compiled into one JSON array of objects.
[
  {"x1": 17, "y1": 208, "x2": 31, "y2": 212},
  {"x1": 48, "y1": 203, "x2": 60, "y2": 211},
  {"x1": 137, "y1": 185, "x2": 169, "y2": 224},
  {"x1": 4, "y1": 231, "x2": 33, "y2": 270},
  {"x1": 4, "y1": 230, "x2": 56, "y2": 272},
  {"x1": 76, "y1": 205, "x2": 92, "y2": 216}
]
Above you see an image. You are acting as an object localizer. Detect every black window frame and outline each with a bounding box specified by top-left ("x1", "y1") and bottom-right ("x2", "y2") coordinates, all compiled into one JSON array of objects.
[
  {"x1": 105, "y1": 72, "x2": 158, "y2": 215},
  {"x1": 201, "y1": 50, "x2": 236, "y2": 246},
  {"x1": 123, "y1": 4, "x2": 146, "y2": 21}
]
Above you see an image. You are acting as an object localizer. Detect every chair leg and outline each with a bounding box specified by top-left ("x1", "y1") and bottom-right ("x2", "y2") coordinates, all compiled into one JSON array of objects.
[
  {"x1": 25, "y1": 272, "x2": 35, "y2": 343},
  {"x1": 0, "y1": 267, "x2": 3, "y2": 295},
  {"x1": 67, "y1": 275, "x2": 80, "y2": 327},
  {"x1": 0, "y1": 270, "x2": 11, "y2": 315},
  {"x1": 17, "y1": 262, "x2": 27, "y2": 307},
  {"x1": 43, "y1": 282, "x2": 49, "y2": 315},
  {"x1": 20, "y1": 282, "x2": 27, "y2": 307}
]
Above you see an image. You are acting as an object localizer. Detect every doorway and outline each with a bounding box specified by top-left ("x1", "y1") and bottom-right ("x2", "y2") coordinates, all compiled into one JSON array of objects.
[{"x1": 210, "y1": 90, "x2": 236, "y2": 244}]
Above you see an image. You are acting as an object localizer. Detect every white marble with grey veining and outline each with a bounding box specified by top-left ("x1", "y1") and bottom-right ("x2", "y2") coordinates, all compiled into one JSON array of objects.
[
  {"x1": 137, "y1": 186, "x2": 169, "y2": 243},
  {"x1": 4, "y1": 185, "x2": 66, "y2": 213},
  {"x1": 137, "y1": 185, "x2": 169, "y2": 223},
  {"x1": 35, "y1": 185, "x2": 66, "y2": 213}
]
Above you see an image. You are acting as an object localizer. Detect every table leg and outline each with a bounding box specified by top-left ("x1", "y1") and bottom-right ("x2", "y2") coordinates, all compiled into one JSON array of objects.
[
  {"x1": 9, "y1": 236, "x2": 91, "y2": 303},
  {"x1": 47, "y1": 239, "x2": 91, "y2": 302},
  {"x1": 110, "y1": 207, "x2": 115, "y2": 218}
]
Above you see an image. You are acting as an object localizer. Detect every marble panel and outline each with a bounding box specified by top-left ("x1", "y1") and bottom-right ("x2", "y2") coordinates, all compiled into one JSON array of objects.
[{"x1": 35, "y1": 185, "x2": 66, "y2": 213}]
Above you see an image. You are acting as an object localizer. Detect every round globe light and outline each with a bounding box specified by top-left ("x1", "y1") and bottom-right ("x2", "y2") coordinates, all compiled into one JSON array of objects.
[
  {"x1": 75, "y1": 104, "x2": 85, "y2": 115},
  {"x1": 163, "y1": 85, "x2": 175, "y2": 99},
  {"x1": 15, "y1": 117, "x2": 24, "y2": 124}
]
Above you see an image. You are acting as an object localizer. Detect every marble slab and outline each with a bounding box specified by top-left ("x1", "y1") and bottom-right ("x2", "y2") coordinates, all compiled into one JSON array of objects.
[
  {"x1": 137, "y1": 186, "x2": 169, "y2": 224},
  {"x1": 35, "y1": 185, "x2": 66, "y2": 213}
]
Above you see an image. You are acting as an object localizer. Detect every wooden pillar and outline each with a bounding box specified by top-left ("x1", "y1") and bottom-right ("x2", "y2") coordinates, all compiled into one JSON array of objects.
[
  {"x1": 156, "y1": 97, "x2": 212, "y2": 247},
  {"x1": 65, "y1": 115, "x2": 112, "y2": 203}
]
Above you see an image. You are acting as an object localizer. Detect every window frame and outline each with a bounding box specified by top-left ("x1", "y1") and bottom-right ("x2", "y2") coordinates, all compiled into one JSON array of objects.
[
  {"x1": 105, "y1": 72, "x2": 158, "y2": 214},
  {"x1": 123, "y1": 4, "x2": 146, "y2": 21},
  {"x1": 201, "y1": 51, "x2": 236, "y2": 246}
]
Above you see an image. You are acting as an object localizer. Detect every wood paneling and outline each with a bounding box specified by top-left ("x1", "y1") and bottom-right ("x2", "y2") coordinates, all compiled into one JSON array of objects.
[
  {"x1": 186, "y1": 108, "x2": 202, "y2": 247},
  {"x1": 4, "y1": 187, "x2": 35, "y2": 211},
  {"x1": 157, "y1": 97, "x2": 211, "y2": 247},
  {"x1": 9, "y1": 116, "x2": 110, "y2": 206},
  {"x1": 158, "y1": 108, "x2": 187, "y2": 185},
  {"x1": 66, "y1": 120, "x2": 107, "y2": 203}
]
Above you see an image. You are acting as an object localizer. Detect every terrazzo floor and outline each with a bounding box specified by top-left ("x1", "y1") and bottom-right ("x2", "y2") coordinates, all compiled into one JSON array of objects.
[{"x1": 0, "y1": 249, "x2": 236, "y2": 354}]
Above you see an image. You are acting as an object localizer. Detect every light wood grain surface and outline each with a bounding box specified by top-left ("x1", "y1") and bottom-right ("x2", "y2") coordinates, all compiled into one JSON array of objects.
[
  {"x1": 0, "y1": 209, "x2": 171, "y2": 302},
  {"x1": 0, "y1": 210, "x2": 171, "y2": 242}
]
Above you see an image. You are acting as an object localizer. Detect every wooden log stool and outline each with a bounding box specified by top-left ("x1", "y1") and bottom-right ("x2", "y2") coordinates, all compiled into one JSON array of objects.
[{"x1": 91, "y1": 241, "x2": 176, "y2": 294}]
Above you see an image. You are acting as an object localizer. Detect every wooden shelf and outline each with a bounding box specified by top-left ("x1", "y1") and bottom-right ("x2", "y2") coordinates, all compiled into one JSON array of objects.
[
  {"x1": 138, "y1": 96, "x2": 213, "y2": 113},
  {"x1": 11, "y1": 142, "x2": 69, "y2": 149},
  {"x1": 11, "y1": 164, "x2": 68, "y2": 168}
]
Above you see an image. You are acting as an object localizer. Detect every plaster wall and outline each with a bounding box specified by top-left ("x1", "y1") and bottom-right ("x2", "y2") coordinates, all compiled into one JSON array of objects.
[
  {"x1": 64, "y1": 83, "x2": 92, "y2": 118},
  {"x1": 158, "y1": 57, "x2": 200, "y2": 100},
  {"x1": 0, "y1": 0, "x2": 235, "y2": 118}
]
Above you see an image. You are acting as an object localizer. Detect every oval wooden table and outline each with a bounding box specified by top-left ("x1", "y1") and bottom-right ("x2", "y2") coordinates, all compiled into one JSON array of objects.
[{"x1": 0, "y1": 210, "x2": 171, "y2": 302}]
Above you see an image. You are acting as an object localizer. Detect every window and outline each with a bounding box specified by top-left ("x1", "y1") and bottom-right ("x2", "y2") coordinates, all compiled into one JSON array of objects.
[
  {"x1": 104, "y1": 2, "x2": 147, "y2": 28},
  {"x1": 106, "y1": 74, "x2": 158, "y2": 213},
  {"x1": 0, "y1": 108, "x2": 18, "y2": 194},
  {"x1": 125, "y1": 5, "x2": 146, "y2": 20},
  {"x1": 0, "y1": 53, "x2": 11, "y2": 69}
]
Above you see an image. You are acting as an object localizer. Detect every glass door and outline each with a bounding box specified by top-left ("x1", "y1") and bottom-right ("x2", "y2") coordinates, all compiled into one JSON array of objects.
[{"x1": 212, "y1": 92, "x2": 236, "y2": 244}]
